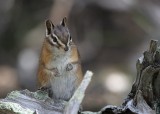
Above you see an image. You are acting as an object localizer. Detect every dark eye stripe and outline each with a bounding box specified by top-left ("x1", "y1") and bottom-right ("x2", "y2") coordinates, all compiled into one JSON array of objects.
[{"x1": 51, "y1": 35, "x2": 57, "y2": 42}]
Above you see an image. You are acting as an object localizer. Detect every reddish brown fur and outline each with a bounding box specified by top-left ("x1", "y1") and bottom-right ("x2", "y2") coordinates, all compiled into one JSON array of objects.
[
  {"x1": 37, "y1": 39, "x2": 53, "y2": 87},
  {"x1": 76, "y1": 64, "x2": 83, "y2": 85},
  {"x1": 70, "y1": 44, "x2": 83, "y2": 85},
  {"x1": 70, "y1": 45, "x2": 79, "y2": 62}
]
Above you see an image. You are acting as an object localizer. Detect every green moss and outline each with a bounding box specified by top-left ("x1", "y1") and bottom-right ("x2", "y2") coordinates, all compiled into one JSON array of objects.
[
  {"x1": 7, "y1": 91, "x2": 22, "y2": 99},
  {"x1": 0, "y1": 101, "x2": 34, "y2": 114},
  {"x1": 33, "y1": 90, "x2": 49, "y2": 100},
  {"x1": 7, "y1": 90, "x2": 50, "y2": 101}
]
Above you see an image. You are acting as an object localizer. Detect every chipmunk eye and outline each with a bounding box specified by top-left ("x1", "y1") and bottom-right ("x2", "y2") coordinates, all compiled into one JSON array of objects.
[{"x1": 51, "y1": 35, "x2": 57, "y2": 42}]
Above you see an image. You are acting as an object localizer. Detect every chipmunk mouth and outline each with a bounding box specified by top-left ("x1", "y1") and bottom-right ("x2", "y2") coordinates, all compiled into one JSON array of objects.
[{"x1": 64, "y1": 46, "x2": 69, "y2": 51}]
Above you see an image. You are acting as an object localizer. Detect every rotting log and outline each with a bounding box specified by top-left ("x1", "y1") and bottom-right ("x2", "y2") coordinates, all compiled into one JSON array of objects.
[{"x1": 0, "y1": 40, "x2": 160, "y2": 114}]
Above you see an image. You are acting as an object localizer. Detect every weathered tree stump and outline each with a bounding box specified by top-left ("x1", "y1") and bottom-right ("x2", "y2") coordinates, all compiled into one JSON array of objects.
[{"x1": 0, "y1": 40, "x2": 160, "y2": 114}]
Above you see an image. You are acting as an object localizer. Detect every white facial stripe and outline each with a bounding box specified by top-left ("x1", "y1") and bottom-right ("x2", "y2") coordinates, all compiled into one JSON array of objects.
[
  {"x1": 52, "y1": 33, "x2": 58, "y2": 39},
  {"x1": 67, "y1": 36, "x2": 70, "y2": 46}
]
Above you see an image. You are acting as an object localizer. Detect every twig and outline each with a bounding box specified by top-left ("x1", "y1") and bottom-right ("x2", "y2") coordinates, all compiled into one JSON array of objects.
[{"x1": 63, "y1": 70, "x2": 93, "y2": 114}]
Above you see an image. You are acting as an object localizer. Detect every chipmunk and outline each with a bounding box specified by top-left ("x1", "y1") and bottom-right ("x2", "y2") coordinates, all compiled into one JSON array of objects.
[{"x1": 37, "y1": 17, "x2": 83, "y2": 101}]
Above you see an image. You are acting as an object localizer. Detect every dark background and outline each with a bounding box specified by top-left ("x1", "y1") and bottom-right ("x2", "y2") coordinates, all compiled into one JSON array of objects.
[{"x1": 0, "y1": 0, "x2": 160, "y2": 111}]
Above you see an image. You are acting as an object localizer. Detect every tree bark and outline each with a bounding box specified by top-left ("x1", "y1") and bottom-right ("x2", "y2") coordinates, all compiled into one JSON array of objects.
[{"x1": 0, "y1": 40, "x2": 160, "y2": 114}]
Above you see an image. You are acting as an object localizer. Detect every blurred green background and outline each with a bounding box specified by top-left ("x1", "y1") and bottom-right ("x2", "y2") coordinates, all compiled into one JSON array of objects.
[{"x1": 0, "y1": 0, "x2": 159, "y2": 111}]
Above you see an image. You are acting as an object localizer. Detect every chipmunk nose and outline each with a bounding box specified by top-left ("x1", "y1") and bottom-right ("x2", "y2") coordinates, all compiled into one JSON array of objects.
[{"x1": 64, "y1": 46, "x2": 69, "y2": 51}]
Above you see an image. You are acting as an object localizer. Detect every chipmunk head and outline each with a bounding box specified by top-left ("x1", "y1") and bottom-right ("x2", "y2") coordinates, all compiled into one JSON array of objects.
[{"x1": 45, "y1": 17, "x2": 72, "y2": 51}]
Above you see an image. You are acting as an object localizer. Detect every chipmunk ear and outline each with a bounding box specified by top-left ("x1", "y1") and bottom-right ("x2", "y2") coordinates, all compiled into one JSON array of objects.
[
  {"x1": 61, "y1": 17, "x2": 67, "y2": 27},
  {"x1": 45, "y1": 20, "x2": 54, "y2": 36}
]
